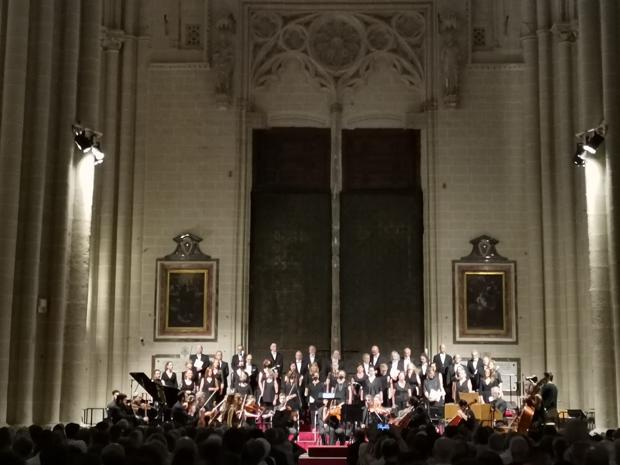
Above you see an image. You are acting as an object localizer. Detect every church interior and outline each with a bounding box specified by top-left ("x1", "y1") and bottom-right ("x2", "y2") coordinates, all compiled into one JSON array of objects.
[{"x1": 0, "y1": 0, "x2": 619, "y2": 431}]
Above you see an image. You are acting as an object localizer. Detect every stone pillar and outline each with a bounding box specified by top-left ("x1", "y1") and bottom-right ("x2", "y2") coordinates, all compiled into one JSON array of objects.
[
  {"x1": 0, "y1": 0, "x2": 31, "y2": 425},
  {"x1": 520, "y1": 0, "x2": 546, "y2": 374},
  {"x1": 127, "y1": 0, "x2": 152, "y2": 376},
  {"x1": 109, "y1": 1, "x2": 140, "y2": 391},
  {"x1": 551, "y1": 20, "x2": 583, "y2": 407},
  {"x1": 536, "y1": 0, "x2": 560, "y2": 376},
  {"x1": 91, "y1": 28, "x2": 123, "y2": 406},
  {"x1": 59, "y1": 0, "x2": 102, "y2": 423},
  {"x1": 40, "y1": 0, "x2": 83, "y2": 425},
  {"x1": 330, "y1": 102, "x2": 343, "y2": 353},
  {"x1": 599, "y1": 0, "x2": 620, "y2": 424},
  {"x1": 577, "y1": 0, "x2": 616, "y2": 429}
]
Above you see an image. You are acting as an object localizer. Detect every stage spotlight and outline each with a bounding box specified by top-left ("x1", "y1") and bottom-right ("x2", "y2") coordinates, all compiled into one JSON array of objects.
[
  {"x1": 573, "y1": 142, "x2": 586, "y2": 166},
  {"x1": 583, "y1": 131, "x2": 605, "y2": 154},
  {"x1": 74, "y1": 129, "x2": 93, "y2": 152},
  {"x1": 72, "y1": 123, "x2": 104, "y2": 165}
]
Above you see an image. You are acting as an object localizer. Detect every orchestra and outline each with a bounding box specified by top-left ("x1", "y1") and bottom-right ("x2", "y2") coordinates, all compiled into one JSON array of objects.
[{"x1": 112, "y1": 343, "x2": 555, "y2": 439}]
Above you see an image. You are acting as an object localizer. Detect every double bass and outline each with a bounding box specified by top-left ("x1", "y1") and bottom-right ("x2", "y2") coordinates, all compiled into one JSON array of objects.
[{"x1": 516, "y1": 374, "x2": 547, "y2": 433}]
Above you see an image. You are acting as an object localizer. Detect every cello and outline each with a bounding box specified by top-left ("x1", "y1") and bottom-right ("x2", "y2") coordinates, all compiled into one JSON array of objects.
[{"x1": 515, "y1": 374, "x2": 547, "y2": 432}]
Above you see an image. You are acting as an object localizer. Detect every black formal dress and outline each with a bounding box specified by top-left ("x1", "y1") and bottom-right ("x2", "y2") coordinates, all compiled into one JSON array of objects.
[{"x1": 162, "y1": 370, "x2": 178, "y2": 389}]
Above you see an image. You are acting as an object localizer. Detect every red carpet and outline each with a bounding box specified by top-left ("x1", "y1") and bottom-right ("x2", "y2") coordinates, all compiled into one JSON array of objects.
[{"x1": 297, "y1": 433, "x2": 348, "y2": 465}]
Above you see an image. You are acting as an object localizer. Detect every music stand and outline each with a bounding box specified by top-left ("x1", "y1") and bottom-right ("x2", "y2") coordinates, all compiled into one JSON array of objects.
[{"x1": 342, "y1": 404, "x2": 363, "y2": 424}]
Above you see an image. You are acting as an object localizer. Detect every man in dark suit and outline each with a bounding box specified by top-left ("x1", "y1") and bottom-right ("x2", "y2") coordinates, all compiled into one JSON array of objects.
[
  {"x1": 267, "y1": 342, "x2": 284, "y2": 377},
  {"x1": 231, "y1": 344, "x2": 245, "y2": 371},
  {"x1": 244, "y1": 353, "x2": 259, "y2": 393},
  {"x1": 466, "y1": 350, "x2": 484, "y2": 391},
  {"x1": 303, "y1": 345, "x2": 322, "y2": 379},
  {"x1": 370, "y1": 345, "x2": 386, "y2": 370},
  {"x1": 432, "y1": 344, "x2": 453, "y2": 401},
  {"x1": 214, "y1": 350, "x2": 230, "y2": 392},
  {"x1": 189, "y1": 345, "x2": 210, "y2": 378},
  {"x1": 171, "y1": 391, "x2": 190, "y2": 427},
  {"x1": 293, "y1": 350, "x2": 306, "y2": 379}
]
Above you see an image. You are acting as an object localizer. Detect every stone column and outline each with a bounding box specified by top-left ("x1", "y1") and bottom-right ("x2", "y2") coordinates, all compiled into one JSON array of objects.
[
  {"x1": 127, "y1": 0, "x2": 152, "y2": 375},
  {"x1": 59, "y1": 0, "x2": 102, "y2": 423},
  {"x1": 599, "y1": 0, "x2": 620, "y2": 423},
  {"x1": 91, "y1": 28, "x2": 123, "y2": 406},
  {"x1": 330, "y1": 102, "x2": 343, "y2": 354},
  {"x1": 551, "y1": 20, "x2": 583, "y2": 407},
  {"x1": 0, "y1": 0, "x2": 31, "y2": 425},
  {"x1": 577, "y1": 0, "x2": 616, "y2": 429},
  {"x1": 520, "y1": 0, "x2": 546, "y2": 374},
  {"x1": 7, "y1": 0, "x2": 56, "y2": 425},
  {"x1": 40, "y1": 0, "x2": 83, "y2": 425},
  {"x1": 109, "y1": 1, "x2": 140, "y2": 391},
  {"x1": 536, "y1": 0, "x2": 560, "y2": 377}
]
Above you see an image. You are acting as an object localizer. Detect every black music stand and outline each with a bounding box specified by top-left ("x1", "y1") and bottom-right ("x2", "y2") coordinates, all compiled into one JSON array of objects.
[{"x1": 342, "y1": 404, "x2": 363, "y2": 424}]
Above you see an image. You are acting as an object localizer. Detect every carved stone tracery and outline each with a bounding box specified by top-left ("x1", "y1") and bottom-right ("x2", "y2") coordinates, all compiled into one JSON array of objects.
[{"x1": 249, "y1": 10, "x2": 427, "y2": 98}]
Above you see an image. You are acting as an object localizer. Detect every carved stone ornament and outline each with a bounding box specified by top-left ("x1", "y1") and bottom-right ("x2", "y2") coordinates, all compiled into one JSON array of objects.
[
  {"x1": 212, "y1": 13, "x2": 236, "y2": 109},
  {"x1": 164, "y1": 233, "x2": 212, "y2": 261},
  {"x1": 101, "y1": 28, "x2": 125, "y2": 51},
  {"x1": 249, "y1": 10, "x2": 426, "y2": 97},
  {"x1": 460, "y1": 235, "x2": 508, "y2": 262},
  {"x1": 438, "y1": 12, "x2": 460, "y2": 108}
]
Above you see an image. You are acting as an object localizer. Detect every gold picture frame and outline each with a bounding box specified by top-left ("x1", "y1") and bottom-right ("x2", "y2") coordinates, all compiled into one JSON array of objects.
[
  {"x1": 453, "y1": 262, "x2": 517, "y2": 343},
  {"x1": 154, "y1": 233, "x2": 218, "y2": 341},
  {"x1": 453, "y1": 236, "x2": 517, "y2": 344}
]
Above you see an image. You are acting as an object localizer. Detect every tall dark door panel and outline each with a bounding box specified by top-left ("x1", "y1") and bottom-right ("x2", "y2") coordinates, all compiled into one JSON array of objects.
[
  {"x1": 249, "y1": 128, "x2": 331, "y2": 363},
  {"x1": 340, "y1": 129, "x2": 423, "y2": 367}
]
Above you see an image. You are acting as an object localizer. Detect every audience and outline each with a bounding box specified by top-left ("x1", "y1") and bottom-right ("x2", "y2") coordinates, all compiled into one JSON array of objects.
[{"x1": 0, "y1": 417, "x2": 618, "y2": 465}]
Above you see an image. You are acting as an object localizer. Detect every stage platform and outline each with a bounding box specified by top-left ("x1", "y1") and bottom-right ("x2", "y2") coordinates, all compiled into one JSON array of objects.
[{"x1": 297, "y1": 432, "x2": 348, "y2": 465}]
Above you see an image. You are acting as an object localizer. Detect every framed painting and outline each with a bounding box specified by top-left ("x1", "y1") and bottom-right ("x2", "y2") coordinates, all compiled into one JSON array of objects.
[
  {"x1": 453, "y1": 236, "x2": 517, "y2": 344},
  {"x1": 154, "y1": 233, "x2": 218, "y2": 341}
]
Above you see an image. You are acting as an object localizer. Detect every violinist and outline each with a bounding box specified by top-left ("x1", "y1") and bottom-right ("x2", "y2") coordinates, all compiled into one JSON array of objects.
[
  {"x1": 224, "y1": 393, "x2": 243, "y2": 427},
  {"x1": 171, "y1": 391, "x2": 191, "y2": 427},
  {"x1": 240, "y1": 395, "x2": 263, "y2": 427},
  {"x1": 273, "y1": 393, "x2": 299, "y2": 439},
  {"x1": 363, "y1": 394, "x2": 390, "y2": 426},
  {"x1": 317, "y1": 399, "x2": 346, "y2": 445}
]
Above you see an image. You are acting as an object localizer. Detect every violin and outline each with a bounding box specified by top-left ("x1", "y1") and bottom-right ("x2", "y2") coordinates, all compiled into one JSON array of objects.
[{"x1": 328, "y1": 404, "x2": 342, "y2": 421}]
